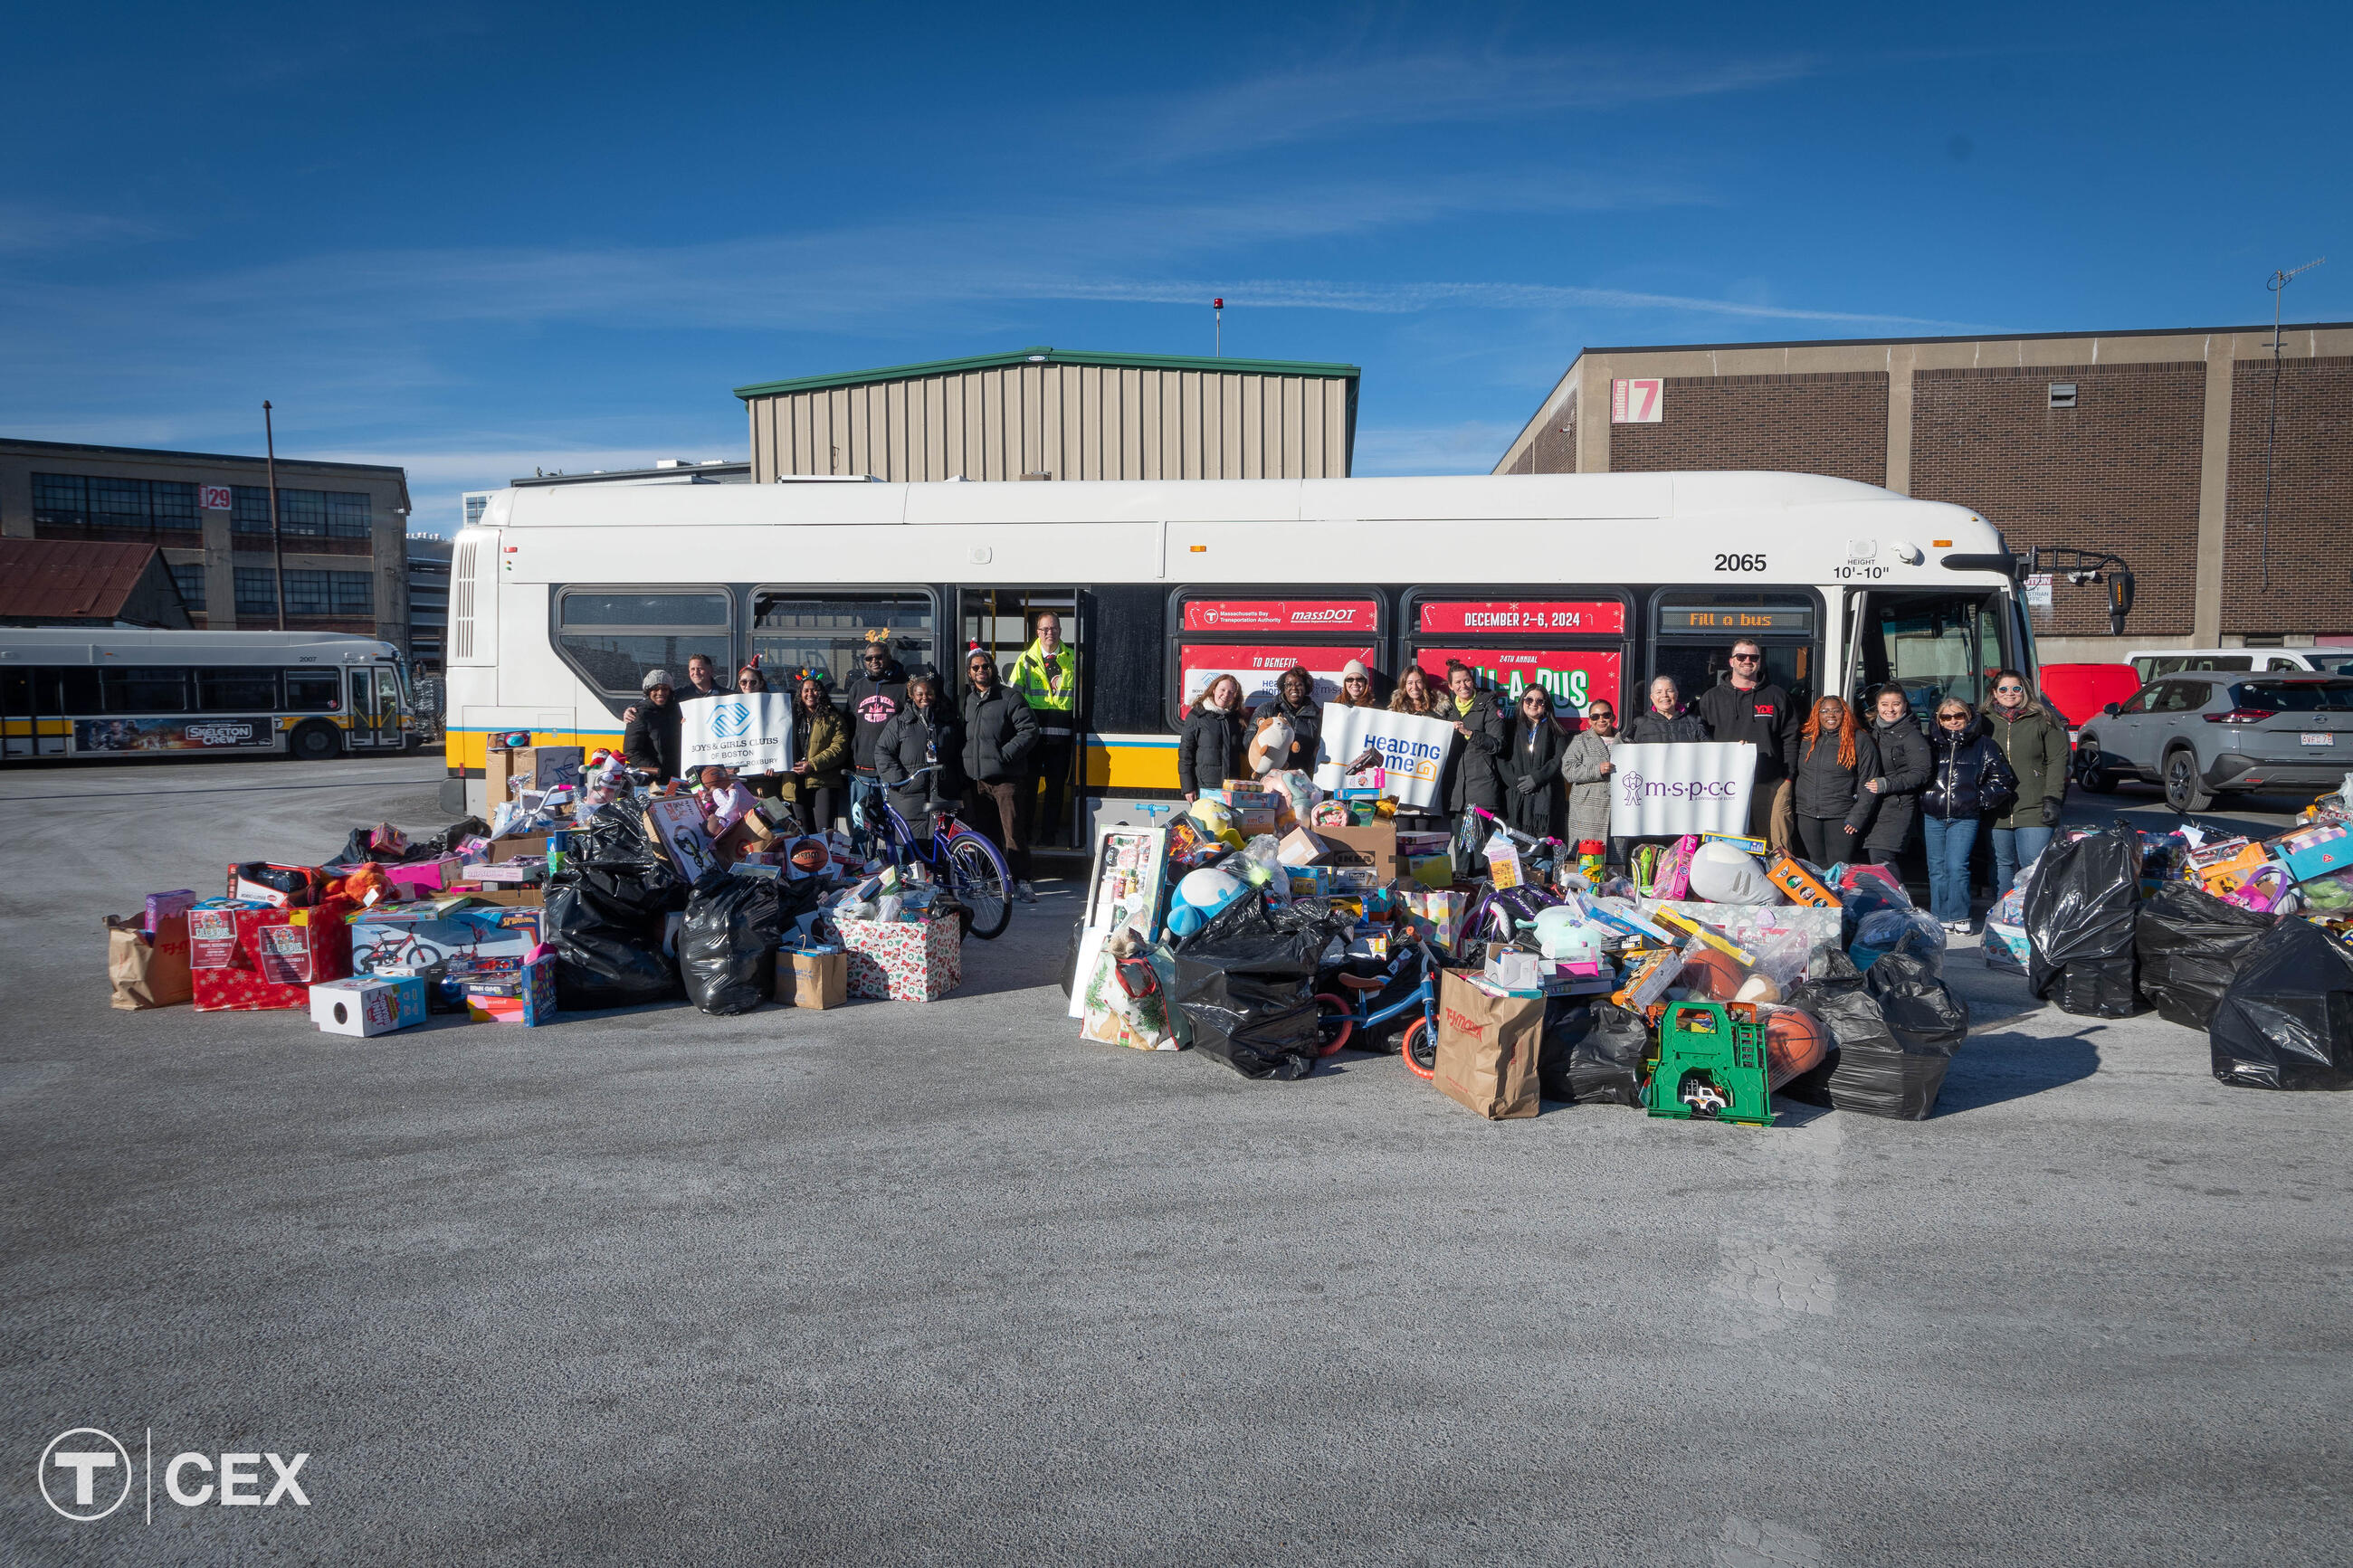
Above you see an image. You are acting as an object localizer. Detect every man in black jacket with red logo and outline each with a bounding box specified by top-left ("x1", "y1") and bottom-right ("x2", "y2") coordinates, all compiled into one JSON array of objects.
[
  {"x1": 845, "y1": 633, "x2": 910, "y2": 853},
  {"x1": 1693, "y1": 637, "x2": 1799, "y2": 840}
]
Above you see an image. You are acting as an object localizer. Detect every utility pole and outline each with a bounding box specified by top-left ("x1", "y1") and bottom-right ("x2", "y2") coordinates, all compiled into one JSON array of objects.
[
  {"x1": 2260, "y1": 258, "x2": 2324, "y2": 591},
  {"x1": 263, "y1": 400, "x2": 288, "y2": 631},
  {"x1": 1213, "y1": 298, "x2": 1223, "y2": 358}
]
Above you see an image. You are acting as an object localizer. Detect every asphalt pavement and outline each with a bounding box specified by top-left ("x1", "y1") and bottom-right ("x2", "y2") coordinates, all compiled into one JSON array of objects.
[{"x1": 2, "y1": 755, "x2": 2347, "y2": 1566}]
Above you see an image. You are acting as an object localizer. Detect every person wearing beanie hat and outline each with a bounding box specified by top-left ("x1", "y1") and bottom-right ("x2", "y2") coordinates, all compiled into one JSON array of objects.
[
  {"x1": 1329, "y1": 660, "x2": 1376, "y2": 708},
  {"x1": 623, "y1": 669, "x2": 683, "y2": 784}
]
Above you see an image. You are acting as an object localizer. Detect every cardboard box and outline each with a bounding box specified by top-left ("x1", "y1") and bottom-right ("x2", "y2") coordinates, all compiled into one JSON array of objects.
[
  {"x1": 462, "y1": 860, "x2": 542, "y2": 885},
  {"x1": 380, "y1": 854, "x2": 463, "y2": 894},
  {"x1": 1276, "y1": 826, "x2": 1332, "y2": 866},
  {"x1": 782, "y1": 946, "x2": 848, "y2": 1010},
  {"x1": 465, "y1": 953, "x2": 557, "y2": 1024},
  {"x1": 838, "y1": 915, "x2": 962, "y2": 1003},
  {"x1": 351, "y1": 905, "x2": 541, "y2": 976},
  {"x1": 456, "y1": 887, "x2": 546, "y2": 908},
  {"x1": 1315, "y1": 822, "x2": 1405, "y2": 881},
  {"x1": 2270, "y1": 822, "x2": 2351, "y2": 883},
  {"x1": 310, "y1": 975, "x2": 427, "y2": 1036},
  {"x1": 715, "y1": 811, "x2": 782, "y2": 864},
  {"x1": 643, "y1": 797, "x2": 722, "y2": 880},
  {"x1": 485, "y1": 745, "x2": 583, "y2": 803},
  {"x1": 486, "y1": 833, "x2": 552, "y2": 864}
]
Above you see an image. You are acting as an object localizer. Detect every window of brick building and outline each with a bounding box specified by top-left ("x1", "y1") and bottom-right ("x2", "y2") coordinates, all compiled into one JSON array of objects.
[
  {"x1": 32, "y1": 473, "x2": 88, "y2": 527},
  {"x1": 330, "y1": 572, "x2": 374, "y2": 614},
  {"x1": 233, "y1": 486, "x2": 273, "y2": 534},
  {"x1": 168, "y1": 563, "x2": 207, "y2": 611},
  {"x1": 325, "y1": 492, "x2": 371, "y2": 537},
  {"x1": 283, "y1": 569, "x2": 331, "y2": 615},
  {"x1": 234, "y1": 568, "x2": 279, "y2": 617},
  {"x1": 276, "y1": 489, "x2": 327, "y2": 537}
]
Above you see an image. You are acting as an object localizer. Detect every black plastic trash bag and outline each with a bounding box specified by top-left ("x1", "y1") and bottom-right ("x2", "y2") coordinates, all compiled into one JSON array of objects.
[
  {"x1": 434, "y1": 816, "x2": 492, "y2": 856},
  {"x1": 2209, "y1": 917, "x2": 2353, "y2": 1090},
  {"x1": 2024, "y1": 827, "x2": 2142, "y2": 1011},
  {"x1": 1793, "y1": 980, "x2": 1955, "y2": 1120},
  {"x1": 1171, "y1": 928, "x2": 1330, "y2": 1079},
  {"x1": 2135, "y1": 880, "x2": 2276, "y2": 1031},
  {"x1": 680, "y1": 870, "x2": 782, "y2": 1015},
  {"x1": 1865, "y1": 952, "x2": 1970, "y2": 1053},
  {"x1": 544, "y1": 817, "x2": 687, "y2": 1011},
  {"x1": 1544, "y1": 1002, "x2": 1651, "y2": 1107}
]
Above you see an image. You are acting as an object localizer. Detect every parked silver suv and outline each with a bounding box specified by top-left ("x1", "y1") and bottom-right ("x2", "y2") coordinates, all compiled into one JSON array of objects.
[{"x1": 2074, "y1": 674, "x2": 2353, "y2": 811}]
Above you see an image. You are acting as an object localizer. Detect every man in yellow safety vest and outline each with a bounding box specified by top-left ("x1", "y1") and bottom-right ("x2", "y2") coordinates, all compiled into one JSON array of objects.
[{"x1": 1006, "y1": 612, "x2": 1077, "y2": 850}]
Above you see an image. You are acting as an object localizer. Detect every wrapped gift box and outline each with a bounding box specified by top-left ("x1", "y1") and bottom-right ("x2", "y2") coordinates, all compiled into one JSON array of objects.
[
  {"x1": 192, "y1": 899, "x2": 353, "y2": 1012},
  {"x1": 837, "y1": 914, "x2": 962, "y2": 1003}
]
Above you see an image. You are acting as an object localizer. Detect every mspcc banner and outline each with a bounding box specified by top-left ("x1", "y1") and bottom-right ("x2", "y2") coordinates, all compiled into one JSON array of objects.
[
  {"x1": 1314, "y1": 706, "x2": 1456, "y2": 812},
  {"x1": 1608, "y1": 741, "x2": 1758, "y2": 837},
  {"x1": 682, "y1": 694, "x2": 796, "y2": 774}
]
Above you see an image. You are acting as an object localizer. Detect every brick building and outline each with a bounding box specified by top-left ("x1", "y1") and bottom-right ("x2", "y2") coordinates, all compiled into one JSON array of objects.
[
  {"x1": 1493, "y1": 325, "x2": 2353, "y2": 660},
  {"x1": 0, "y1": 437, "x2": 413, "y2": 647}
]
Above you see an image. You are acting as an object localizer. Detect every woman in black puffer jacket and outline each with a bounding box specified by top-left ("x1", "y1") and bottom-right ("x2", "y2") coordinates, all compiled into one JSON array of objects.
[
  {"x1": 1859, "y1": 685, "x2": 1932, "y2": 868},
  {"x1": 1919, "y1": 699, "x2": 2020, "y2": 931},
  {"x1": 1176, "y1": 674, "x2": 1248, "y2": 800}
]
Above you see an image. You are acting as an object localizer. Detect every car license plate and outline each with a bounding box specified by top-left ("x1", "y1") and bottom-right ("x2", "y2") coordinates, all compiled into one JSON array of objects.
[{"x1": 2302, "y1": 733, "x2": 2334, "y2": 746}]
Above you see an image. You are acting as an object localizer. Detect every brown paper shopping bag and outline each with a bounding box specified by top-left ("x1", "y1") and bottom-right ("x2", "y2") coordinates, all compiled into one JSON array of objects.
[
  {"x1": 1433, "y1": 968, "x2": 1542, "y2": 1119},
  {"x1": 107, "y1": 912, "x2": 192, "y2": 1010}
]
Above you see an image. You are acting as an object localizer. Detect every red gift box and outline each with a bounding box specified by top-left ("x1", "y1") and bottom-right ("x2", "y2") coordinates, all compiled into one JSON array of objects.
[
  {"x1": 191, "y1": 900, "x2": 354, "y2": 1012},
  {"x1": 838, "y1": 914, "x2": 963, "y2": 1003}
]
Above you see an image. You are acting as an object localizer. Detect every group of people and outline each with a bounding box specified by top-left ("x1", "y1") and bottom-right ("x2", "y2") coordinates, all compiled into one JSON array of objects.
[
  {"x1": 1175, "y1": 635, "x2": 2072, "y2": 935},
  {"x1": 617, "y1": 617, "x2": 1083, "y2": 906}
]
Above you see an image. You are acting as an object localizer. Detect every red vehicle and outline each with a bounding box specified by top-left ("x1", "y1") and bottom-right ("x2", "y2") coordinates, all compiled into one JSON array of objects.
[{"x1": 2037, "y1": 663, "x2": 2145, "y2": 749}]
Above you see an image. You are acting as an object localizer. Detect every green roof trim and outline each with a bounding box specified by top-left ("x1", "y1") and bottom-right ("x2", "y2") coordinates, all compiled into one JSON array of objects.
[{"x1": 733, "y1": 346, "x2": 1361, "y2": 400}]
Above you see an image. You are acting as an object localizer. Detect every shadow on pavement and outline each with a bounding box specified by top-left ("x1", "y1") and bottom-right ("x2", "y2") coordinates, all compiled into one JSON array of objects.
[{"x1": 1935, "y1": 1027, "x2": 2102, "y2": 1115}]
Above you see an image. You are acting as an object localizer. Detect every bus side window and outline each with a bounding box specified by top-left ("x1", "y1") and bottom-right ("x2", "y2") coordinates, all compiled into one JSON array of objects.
[{"x1": 286, "y1": 671, "x2": 342, "y2": 712}]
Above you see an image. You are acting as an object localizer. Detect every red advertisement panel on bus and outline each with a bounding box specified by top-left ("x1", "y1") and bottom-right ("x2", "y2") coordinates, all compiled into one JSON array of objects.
[
  {"x1": 1178, "y1": 643, "x2": 1378, "y2": 708},
  {"x1": 1412, "y1": 647, "x2": 1622, "y2": 718}
]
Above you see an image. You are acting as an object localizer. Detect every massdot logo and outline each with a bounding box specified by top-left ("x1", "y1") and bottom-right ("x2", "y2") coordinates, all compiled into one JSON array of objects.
[{"x1": 40, "y1": 1428, "x2": 131, "y2": 1522}]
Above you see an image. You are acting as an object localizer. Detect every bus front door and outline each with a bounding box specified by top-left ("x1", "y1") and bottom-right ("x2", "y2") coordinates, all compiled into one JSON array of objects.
[
  {"x1": 959, "y1": 587, "x2": 1081, "y2": 853},
  {"x1": 348, "y1": 668, "x2": 402, "y2": 749}
]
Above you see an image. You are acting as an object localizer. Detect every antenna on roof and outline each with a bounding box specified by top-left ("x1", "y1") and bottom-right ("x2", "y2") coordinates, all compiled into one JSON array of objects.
[{"x1": 2260, "y1": 257, "x2": 2324, "y2": 592}]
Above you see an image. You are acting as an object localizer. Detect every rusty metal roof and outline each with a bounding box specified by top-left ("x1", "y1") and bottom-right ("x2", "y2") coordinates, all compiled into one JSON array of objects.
[{"x1": 0, "y1": 538, "x2": 171, "y2": 621}]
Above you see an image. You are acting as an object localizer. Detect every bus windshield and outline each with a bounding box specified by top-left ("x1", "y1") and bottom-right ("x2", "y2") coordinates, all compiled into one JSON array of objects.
[{"x1": 1849, "y1": 589, "x2": 2013, "y2": 715}]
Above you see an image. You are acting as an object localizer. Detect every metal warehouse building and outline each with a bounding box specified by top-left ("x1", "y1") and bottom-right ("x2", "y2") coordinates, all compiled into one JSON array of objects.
[
  {"x1": 736, "y1": 347, "x2": 1359, "y2": 484},
  {"x1": 1493, "y1": 323, "x2": 2353, "y2": 660}
]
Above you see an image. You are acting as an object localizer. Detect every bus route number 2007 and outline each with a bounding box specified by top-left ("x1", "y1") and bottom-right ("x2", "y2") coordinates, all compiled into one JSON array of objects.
[{"x1": 1713, "y1": 553, "x2": 1767, "y2": 572}]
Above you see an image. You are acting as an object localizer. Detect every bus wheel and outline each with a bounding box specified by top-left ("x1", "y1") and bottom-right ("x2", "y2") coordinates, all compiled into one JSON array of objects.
[{"x1": 291, "y1": 721, "x2": 342, "y2": 761}]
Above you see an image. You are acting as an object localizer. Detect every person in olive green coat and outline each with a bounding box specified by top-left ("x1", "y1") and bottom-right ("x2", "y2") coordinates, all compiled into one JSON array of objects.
[
  {"x1": 1983, "y1": 668, "x2": 2071, "y2": 894},
  {"x1": 778, "y1": 675, "x2": 851, "y2": 834}
]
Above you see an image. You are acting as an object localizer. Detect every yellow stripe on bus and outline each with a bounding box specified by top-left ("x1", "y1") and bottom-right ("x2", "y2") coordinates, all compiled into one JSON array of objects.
[{"x1": 443, "y1": 726, "x2": 1183, "y2": 791}]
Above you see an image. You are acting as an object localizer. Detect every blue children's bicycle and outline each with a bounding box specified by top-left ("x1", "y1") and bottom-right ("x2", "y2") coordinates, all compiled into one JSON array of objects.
[
  {"x1": 1313, "y1": 936, "x2": 1446, "y2": 1079},
  {"x1": 862, "y1": 765, "x2": 1015, "y2": 940}
]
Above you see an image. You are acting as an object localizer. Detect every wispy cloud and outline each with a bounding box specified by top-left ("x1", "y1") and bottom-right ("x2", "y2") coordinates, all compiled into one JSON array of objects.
[
  {"x1": 1354, "y1": 419, "x2": 1525, "y2": 477},
  {"x1": 0, "y1": 203, "x2": 163, "y2": 255},
  {"x1": 1037, "y1": 277, "x2": 1974, "y2": 328},
  {"x1": 1144, "y1": 52, "x2": 1819, "y2": 161}
]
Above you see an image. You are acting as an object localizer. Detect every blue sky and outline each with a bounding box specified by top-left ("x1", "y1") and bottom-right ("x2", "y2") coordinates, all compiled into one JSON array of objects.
[{"x1": 4, "y1": 2, "x2": 2347, "y2": 533}]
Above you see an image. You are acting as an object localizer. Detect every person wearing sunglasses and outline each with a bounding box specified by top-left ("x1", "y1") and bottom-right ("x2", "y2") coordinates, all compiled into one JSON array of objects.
[
  {"x1": 1983, "y1": 668, "x2": 2070, "y2": 894},
  {"x1": 845, "y1": 632, "x2": 910, "y2": 856},
  {"x1": 1696, "y1": 637, "x2": 1798, "y2": 841},
  {"x1": 1920, "y1": 698, "x2": 2020, "y2": 932}
]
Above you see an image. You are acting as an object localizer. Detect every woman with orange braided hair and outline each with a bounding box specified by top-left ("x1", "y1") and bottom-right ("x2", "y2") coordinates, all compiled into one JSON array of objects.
[{"x1": 1784, "y1": 695, "x2": 1881, "y2": 867}]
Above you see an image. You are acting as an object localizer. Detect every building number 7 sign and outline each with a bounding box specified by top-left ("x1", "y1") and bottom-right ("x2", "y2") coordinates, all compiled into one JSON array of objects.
[{"x1": 1612, "y1": 378, "x2": 1662, "y2": 423}]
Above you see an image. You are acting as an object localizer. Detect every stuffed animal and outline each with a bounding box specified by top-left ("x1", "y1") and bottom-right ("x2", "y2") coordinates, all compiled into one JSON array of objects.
[
  {"x1": 1248, "y1": 714, "x2": 1295, "y2": 775},
  {"x1": 330, "y1": 861, "x2": 397, "y2": 908},
  {"x1": 1186, "y1": 799, "x2": 1243, "y2": 850}
]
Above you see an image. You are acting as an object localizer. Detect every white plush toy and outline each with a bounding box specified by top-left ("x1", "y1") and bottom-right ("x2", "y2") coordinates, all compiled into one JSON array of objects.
[{"x1": 1248, "y1": 714, "x2": 1295, "y2": 775}]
